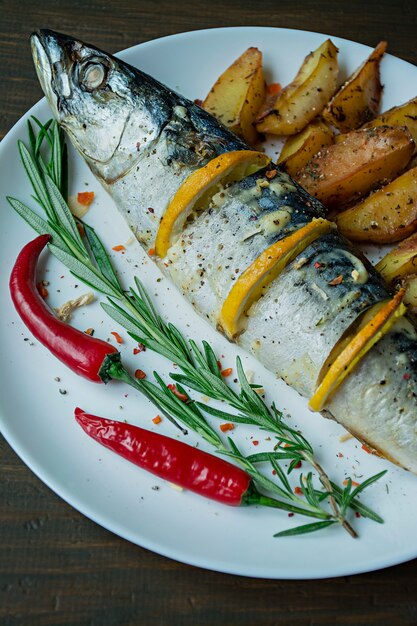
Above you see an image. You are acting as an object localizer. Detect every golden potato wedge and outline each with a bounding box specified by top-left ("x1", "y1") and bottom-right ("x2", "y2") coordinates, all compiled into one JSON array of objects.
[
  {"x1": 336, "y1": 167, "x2": 417, "y2": 243},
  {"x1": 322, "y1": 41, "x2": 386, "y2": 132},
  {"x1": 255, "y1": 39, "x2": 338, "y2": 136},
  {"x1": 376, "y1": 231, "x2": 417, "y2": 283},
  {"x1": 295, "y1": 126, "x2": 414, "y2": 208},
  {"x1": 361, "y1": 96, "x2": 417, "y2": 152},
  {"x1": 277, "y1": 121, "x2": 334, "y2": 177},
  {"x1": 202, "y1": 47, "x2": 266, "y2": 146}
]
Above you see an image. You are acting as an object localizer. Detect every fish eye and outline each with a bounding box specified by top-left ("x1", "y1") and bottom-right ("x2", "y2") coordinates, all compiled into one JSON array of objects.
[{"x1": 79, "y1": 59, "x2": 108, "y2": 91}]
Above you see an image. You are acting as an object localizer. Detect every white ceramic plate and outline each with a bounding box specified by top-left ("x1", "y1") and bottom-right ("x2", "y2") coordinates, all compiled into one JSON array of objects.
[{"x1": 1, "y1": 27, "x2": 417, "y2": 579}]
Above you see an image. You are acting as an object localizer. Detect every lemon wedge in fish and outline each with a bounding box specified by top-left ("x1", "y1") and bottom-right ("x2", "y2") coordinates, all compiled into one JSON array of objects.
[
  {"x1": 155, "y1": 150, "x2": 270, "y2": 258},
  {"x1": 219, "y1": 218, "x2": 333, "y2": 339},
  {"x1": 309, "y1": 289, "x2": 406, "y2": 412}
]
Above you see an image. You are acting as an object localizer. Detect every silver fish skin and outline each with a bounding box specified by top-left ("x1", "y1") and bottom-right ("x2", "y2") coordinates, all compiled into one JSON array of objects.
[
  {"x1": 31, "y1": 30, "x2": 417, "y2": 473},
  {"x1": 31, "y1": 30, "x2": 245, "y2": 246}
]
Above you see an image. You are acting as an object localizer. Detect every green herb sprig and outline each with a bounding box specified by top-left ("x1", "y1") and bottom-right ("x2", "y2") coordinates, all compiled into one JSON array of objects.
[{"x1": 8, "y1": 118, "x2": 387, "y2": 537}]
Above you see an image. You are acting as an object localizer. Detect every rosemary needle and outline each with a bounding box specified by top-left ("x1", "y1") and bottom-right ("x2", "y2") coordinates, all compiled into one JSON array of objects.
[{"x1": 8, "y1": 118, "x2": 387, "y2": 537}]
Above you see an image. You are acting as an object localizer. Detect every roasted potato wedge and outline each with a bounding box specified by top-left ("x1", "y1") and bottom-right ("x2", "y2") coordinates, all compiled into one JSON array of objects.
[
  {"x1": 336, "y1": 167, "x2": 417, "y2": 243},
  {"x1": 295, "y1": 126, "x2": 414, "y2": 208},
  {"x1": 402, "y1": 274, "x2": 417, "y2": 313},
  {"x1": 376, "y1": 231, "x2": 417, "y2": 283},
  {"x1": 255, "y1": 39, "x2": 338, "y2": 136},
  {"x1": 322, "y1": 41, "x2": 386, "y2": 132},
  {"x1": 277, "y1": 121, "x2": 334, "y2": 177},
  {"x1": 360, "y1": 96, "x2": 417, "y2": 152},
  {"x1": 202, "y1": 47, "x2": 265, "y2": 146}
]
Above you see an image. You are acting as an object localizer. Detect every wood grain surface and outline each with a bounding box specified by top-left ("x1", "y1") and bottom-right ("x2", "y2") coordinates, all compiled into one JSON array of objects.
[{"x1": 2, "y1": 1, "x2": 417, "y2": 624}]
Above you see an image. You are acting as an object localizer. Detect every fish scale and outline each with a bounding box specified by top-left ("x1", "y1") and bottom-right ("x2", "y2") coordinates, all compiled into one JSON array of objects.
[{"x1": 31, "y1": 29, "x2": 417, "y2": 473}]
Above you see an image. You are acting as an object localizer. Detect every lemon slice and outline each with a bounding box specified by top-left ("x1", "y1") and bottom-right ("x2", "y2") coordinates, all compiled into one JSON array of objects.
[
  {"x1": 155, "y1": 150, "x2": 270, "y2": 258},
  {"x1": 309, "y1": 289, "x2": 406, "y2": 412},
  {"x1": 219, "y1": 218, "x2": 333, "y2": 339}
]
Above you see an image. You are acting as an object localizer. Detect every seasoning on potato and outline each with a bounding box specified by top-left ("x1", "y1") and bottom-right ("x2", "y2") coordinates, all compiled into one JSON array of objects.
[
  {"x1": 295, "y1": 126, "x2": 414, "y2": 208},
  {"x1": 277, "y1": 120, "x2": 334, "y2": 177},
  {"x1": 360, "y1": 96, "x2": 417, "y2": 152},
  {"x1": 336, "y1": 167, "x2": 417, "y2": 243},
  {"x1": 322, "y1": 41, "x2": 387, "y2": 132},
  {"x1": 255, "y1": 39, "x2": 339, "y2": 136},
  {"x1": 376, "y1": 231, "x2": 417, "y2": 283},
  {"x1": 202, "y1": 47, "x2": 265, "y2": 146}
]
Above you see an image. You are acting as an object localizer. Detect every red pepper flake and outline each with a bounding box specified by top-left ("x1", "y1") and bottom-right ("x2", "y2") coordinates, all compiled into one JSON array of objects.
[
  {"x1": 403, "y1": 373, "x2": 411, "y2": 380},
  {"x1": 328, "y1": 275, "x2": 343, "y2": 286},
  {"x1": 272, "y1": 469, "x2": 277, "y2": 475},
  {"x1": 265, "y1": 169, "x2": 277, "y2": 180},
  {"x1": 77, "y1": 191, "x2": 95, "y2": 206},
  {"x1": 133, "y1": 343, "x2": 146, "y2": 355},
  {"x1": 112, "y1": 244, "x2": 126, "y2": 252},
  {"x1": 355, "y1": 512, "x2": 361, "y2": 518},
  {"x1": 294, "y1": 486, "x2": 303, "y2": 495},
  {"x1": 361, "y1": 444, "x2": 373, "y2": 454},
  {"x1": 267, "y1": 82, "x2": 281, "y2": 96},
  {"x1": 152, "y1": 415, "x2": 162, "y2": 424},
  {"x1": 37, "y1": 281, "x2": 48, "y2": 299},
  {"x1": 337, "y1": 452, "x2": 344, "y2": 458},
  {"x1": 343, "y1": 479, "x2": 360, "y2": 487},
  {"x1": 288, "y1": 512, "x2": 294, "y2": 517},
  {"x1": 148, "y1": 207, "x2": 155, "y2": 214},
  {"x1": 314, "y1": 262, "x2": 322, "y2": 269},
  {"x1": 77, "y1": 223, "x2": 85, "y2": 238},
  {"x1": 293, "y1": 460, "x2": 302, "y2": 469},
  {"x1": 110, "y1": 331, "x2": 123, "y2": 344},
  {"x1": 85, "y1": 327, "x2": 94, "y2": 336},
  {"x1": 148, "y1": 248, "x2": 155, "y2": 257},
  {"x1": 217, "y1": 360, "x2": 222, "y2": 371},
  {"x1": 194, "y1": 98, "x2": 203, "y2": 106},
  {"x1": 220, "y1": 423, "x2": 235, "y2": 433},
  {"x1": 167, "y1": 384, "x2": 188, "y2": 402},
  {"x1": 134, "y1": 369, "x2": 146, "y2": 380},
  {"x1": 221, "y1": 367, "x2": 233, "y2": 377},
  {"x1": 252, "y1": 440, "x2": 259, "y2": 446}
]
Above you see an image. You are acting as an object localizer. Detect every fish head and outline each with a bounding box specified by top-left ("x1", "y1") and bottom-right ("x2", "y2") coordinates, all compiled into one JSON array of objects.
[{"x1": 31, "y1": 30, "x2": 166, "y2": 181}]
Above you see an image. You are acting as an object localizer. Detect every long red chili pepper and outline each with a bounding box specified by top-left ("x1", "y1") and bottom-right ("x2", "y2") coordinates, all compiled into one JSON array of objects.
[
  {"x1": 75, "y1": 408, "x2": 252, "y2": 506},
  {"x1": 9, "y1": 234, "x2": 121, "y2": 383},
  {"x1": 9, "y1": 235, "x2": 187, "y2": 432}
]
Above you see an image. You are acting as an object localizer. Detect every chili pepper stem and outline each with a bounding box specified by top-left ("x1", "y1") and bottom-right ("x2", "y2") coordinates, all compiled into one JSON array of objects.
[
  {"x1": 242, "y1": 483, "x2": 331, "y2": 519},
  {"x1": 105, "y1": 357, "x2": 188, "y2": 434}
]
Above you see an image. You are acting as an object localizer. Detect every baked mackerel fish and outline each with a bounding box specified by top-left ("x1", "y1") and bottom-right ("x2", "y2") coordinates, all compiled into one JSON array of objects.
[{"x1": 31, "y1": 30, "x2": 417, "y2": 473}]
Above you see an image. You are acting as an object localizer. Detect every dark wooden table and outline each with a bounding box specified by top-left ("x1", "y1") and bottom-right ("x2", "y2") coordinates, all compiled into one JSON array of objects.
[{"x1": 2, "y1": 1, "x2": 417, "y2": 624}]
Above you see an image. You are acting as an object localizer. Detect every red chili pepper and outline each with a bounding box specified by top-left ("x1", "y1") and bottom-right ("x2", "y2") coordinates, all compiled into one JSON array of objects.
[
  {"x1": 75, "y1": 408, "x2": 252, "y2": 506},
  {"x1": 9, "y1": 235, "x2": 120, "y2": 383}
]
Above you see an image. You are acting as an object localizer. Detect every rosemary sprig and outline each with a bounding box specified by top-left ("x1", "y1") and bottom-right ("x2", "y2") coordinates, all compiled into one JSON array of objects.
[{"x1": 8, "y1": 118, "x2": 387, "y2": 536}]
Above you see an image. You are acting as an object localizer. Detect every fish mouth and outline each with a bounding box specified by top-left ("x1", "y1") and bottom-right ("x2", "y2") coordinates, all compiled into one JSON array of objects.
[
  {"x1": 31, "y1": 29, "x2": 77, "y2": 118},
  {"x1": 31, "y1": 31, "x2": 55, "y2": 112}
]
